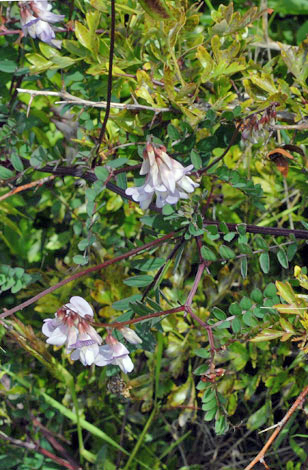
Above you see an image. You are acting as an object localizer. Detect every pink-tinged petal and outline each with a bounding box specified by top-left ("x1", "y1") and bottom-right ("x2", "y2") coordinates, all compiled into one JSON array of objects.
[
  {"x1": 86, "y1": 325, "x2": 103, "y2": 345},
  {"x1": 146, "y1": 144, "x2": 156, "y2": 166},
  {"x1": 140, "y1": 159, "x2": 150, "y2": 175},
  {"x1": 120, "y1": 327, "x2": 142, "y2": 345},
  {"x1": 157, "y1": 149, "x2": 173, "y2": 170},
  {"x1": 66, "y1": 326, "x2": 78, "y2": 349},
  {"x1": 68, "y1": 296, "x2": 93, "y2": 318},
  {"x1": 114, "y1": 355, "x2": 134, "y2": 373},
  {"x1": 110, "y1": 341, "x2": 130, "y2": 357}
]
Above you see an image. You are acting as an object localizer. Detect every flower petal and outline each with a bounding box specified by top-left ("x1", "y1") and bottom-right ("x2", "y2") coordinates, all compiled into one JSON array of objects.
[{"x1": 68, "y1": 296, "x2": 93, "y2": 318}]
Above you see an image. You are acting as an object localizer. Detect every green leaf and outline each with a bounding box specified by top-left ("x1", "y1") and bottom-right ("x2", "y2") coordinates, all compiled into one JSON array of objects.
[
  {"x1": 229, "y1": 302, "x2": 241, "y2": 315},
  {"x1": 201, "y1": 246, "x2": 217, "y2": 261},
  {"x1": 275, "y1": 281, "x2": 296, "y2": 304},
  {"x1": 108, "y1": 158, "x2": 128, "y2": 169},
  {"x1": 251, "y1": 329, "x2": 284, "y2": 342},
  {"x1": 167, "y1": 124, "x2": 180, "y2": 140},
  {"x1": 202, "y1": 397, "x2": 217, "y2": 411},
  {"x1": 259, "y1": 252, "x2": 270, "y2": 273},
  {"x1": 95, "y1": 166, "x2": 109, "y2": 182},
  {"x1": 194, "y1": 348, "x2": 210, "y2": 359},
  {"x1": 219, "y1": 245, "x2": 235, "y2": 259},
  {"x1": 131, "y1": 257, "x2": 166, "y2": 272},
  {"x1": 112, "y1": 294, "x2": 142, "y2": 311},
  {"x1": 190, "y1": 150, "x2": 202, "y2": 170},
  {"x1": 287, "y1": 243, "x2": 297, "y2": 262},
  {"x1": 162, "y1": 204, "x2": 175, "y2": 215},
  {"x1": 240, "y1": 257, "x2": 247, "y2": 278},
  {"x1": 75, "y1": 21, "x2": 92, "y2": 51},
  {"x1": 231, "y1": 317, "x2": 242, "y2": 333},
  {"x1": 247, "y1": 403, "x2": 270, "y2": 431},
  {"x1": 204, "y1": 408, "x2": 217, "y2": 421},
  {"x1": 255, "y1": 236, "x2": 268, "y2": 250},
  {"x1": 236, "y1": 224, "x2": 246, "y2": 236},
  {"x1": 224, "y1": 232, "x2": 236, "y2": 242},
  {"x1": 124, "y1": 275, "x2": 154, "y2": 287},
  {"x1": 212, "y1": 307, "x2": 226, "y2": 320},
  {"x1": 219, "y1": 222, "x2": 229, "y2": 234},
  {"x1": 240, "y1": 297, "x2": 252, "y2": 310},
  {"x1": 10, "y1": 154, "x2": 24, "y2": 172},
  {"x1": 0, "y1": 60, "x2": 17, "y2": 73},
  {"x1": 251, "y1": 288, "x2": 263, "y2": 303},
  {"x1": 138, "y1": 0, "x2": 170, "y2": 19},
  {"x1": 242, "y1": 312, "x2": 258, "y2": 327},
  {"x1": 277, "y1": 248, "x2": 289, "y2": 269},
  {"x1": 264, "y1": 283, "x2": 277, "y2": 298},
  {"x1": 73, "y1": 255, "x2": 88, "y2": 265},
  {"x1": 215, "y1": 415, "x2": 229, "y2": 435},
  {"x1": 0, "y1": 166, "x2": 14, "y2": 179}
]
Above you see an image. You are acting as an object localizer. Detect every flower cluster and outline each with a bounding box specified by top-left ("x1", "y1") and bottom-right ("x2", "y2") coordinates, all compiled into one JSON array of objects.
[
  {"x1": 125, "y1": 142, "x2": 199, "y2": 209},
  {"x1": 240, "y1": 103, "x2": 278, "y2": 144},
  {"x1": 19, "y1": 0, "x2": 64, "y2": 48},
  {"x1": 42, "y1": 296, "x2": 141, "y2": 374}
]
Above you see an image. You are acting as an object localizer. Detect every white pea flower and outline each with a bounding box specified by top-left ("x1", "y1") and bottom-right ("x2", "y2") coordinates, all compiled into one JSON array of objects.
[
  {"x1": 94, "y1": 335, "x2": 134, "y2": 374},
  {"x1": 19, "y1": 1, "x2": 64, "y2": 48},
  {"x1": 120, "y1": 327, "x2": 142, "y2": 345},
  {"x1": 125, "y1": 142, "x2": 199, "y2": 209},
  {"x1": 69, "y1": 334, "x2": 100, "y2": 366},
  {"x1": 42, "y1": 296, "x2": 102, "y2": 351}
]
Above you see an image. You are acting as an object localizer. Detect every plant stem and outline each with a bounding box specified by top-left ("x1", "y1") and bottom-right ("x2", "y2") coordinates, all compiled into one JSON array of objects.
[
  {"x1": 123, "y1": 406, "x2": 157, "y2": 470},
  {"x1": 70, "y1": 382, "x2": 85, "y2": 464}
]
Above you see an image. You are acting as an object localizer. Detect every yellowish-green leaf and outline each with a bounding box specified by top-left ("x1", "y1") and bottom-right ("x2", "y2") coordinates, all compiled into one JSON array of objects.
[
  {"x1": 75, "y1": 21, "x2": 92, "y2": 51},
  {"x1": 251, "y1": 329, "x2": 284, "y2": 342},
  {"x1": 275, "y1": 281, "x2": 296, "y2": 304}
]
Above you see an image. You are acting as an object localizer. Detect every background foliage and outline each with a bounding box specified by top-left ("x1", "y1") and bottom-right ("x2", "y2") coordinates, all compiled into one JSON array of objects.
[{"x1": 1, "y1": 0, "x2": 308, "y2": 468}]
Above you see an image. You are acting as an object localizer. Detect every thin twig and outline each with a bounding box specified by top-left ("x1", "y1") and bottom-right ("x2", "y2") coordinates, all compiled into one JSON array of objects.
[
  {"x1": 16, "y1": 88, "x2": 170, "y2": 112},
  {"x1": 94, "y1": 306, "x2": 184, "y2": 329},
  {"x1": 244, "y1": 385, "x2": 308, "y2": 470},
  {"x1": 0, "y1": 431, "x2": 80, "y2": 470},
  {"x1": 203, "y1": 219, "x2": 308, "y2": 240},
  {"x1": 0, "y1": 175, "x2": 55, "y2": 202},
  {"x1": 0, "y1": 231, "x2": 182, "y2": 320},
  {"x1": 15, "y1": 161, "x2": 308, "y2": 239}
]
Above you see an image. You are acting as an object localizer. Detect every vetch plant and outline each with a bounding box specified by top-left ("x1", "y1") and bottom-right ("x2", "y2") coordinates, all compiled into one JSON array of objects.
[
  {"x1": 126, "y1": 141, "x2": 199, "y2": 209},
  {"x1": 42, "y1": 296, "x2": 102, "y2": 350},
  {"x1": 42, "y1": 296, "x2": 139, "y2": 373}
]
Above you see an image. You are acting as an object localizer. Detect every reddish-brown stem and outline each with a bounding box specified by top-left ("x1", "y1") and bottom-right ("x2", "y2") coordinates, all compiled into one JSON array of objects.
[
  {"x1": 184, "y1": 259, "x2": 216, "y2": 363},
  {"x1": 244, "y1": 384, "x2": 308, "y2": 470},
  {"x1": 94, "y1": 305, "x2": 184, "y2": 329},
  {"x1": 0, "y1": 231, "x2": 181, "y2": 320},
  {"x1": 185, "y1": 306, "x2": 216, "y2": 359},
  {"x1": 185, "y1": 262, "x2": 206, "y2": 307}
]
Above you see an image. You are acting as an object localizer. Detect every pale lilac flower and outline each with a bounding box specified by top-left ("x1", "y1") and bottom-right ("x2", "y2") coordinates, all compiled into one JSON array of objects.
[
  {"x1": 120, "y1": 327, "x2": 142, "y2": 345},
  {"x1": 94, "y1": 335, "x2": 134, "y2": 373},
  {"x1": 19, "y1": 1, "x2": 64, "y2": 48},
  {"x1": 70, "y1": 334, "x2": 100, "y2": 366},
  {"x1": 125, "y1": 142, "x2": 199, "y2": 209},
  {"x1": 42, "y1": 296, "x2": 102, "y2": 351}
]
